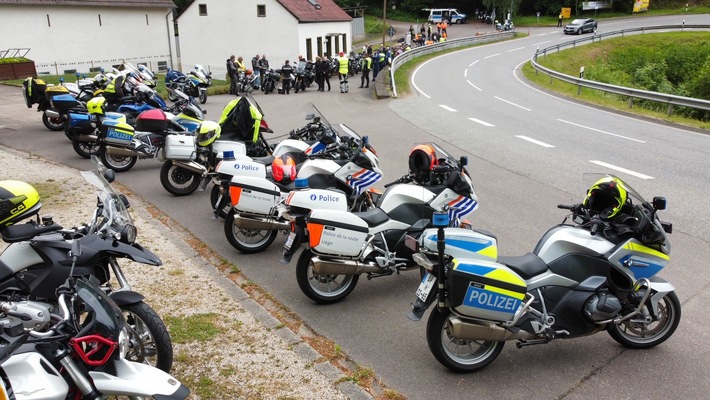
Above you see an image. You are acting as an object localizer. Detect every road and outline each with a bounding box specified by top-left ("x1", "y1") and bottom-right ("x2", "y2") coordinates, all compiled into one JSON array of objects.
[{"x1": 1, "y1": 15, "x2": 709, "y2": 399}]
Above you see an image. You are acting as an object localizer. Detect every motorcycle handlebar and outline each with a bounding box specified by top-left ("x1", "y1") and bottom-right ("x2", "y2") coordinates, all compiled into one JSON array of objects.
[{"x1": 384, "y1": 175, "x2": 413, "y2": 188}]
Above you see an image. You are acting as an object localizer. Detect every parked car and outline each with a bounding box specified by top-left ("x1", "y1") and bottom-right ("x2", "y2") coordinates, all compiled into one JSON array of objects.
[{"x1": 563, "y1": 18, "x2": 598, "y2": 35}]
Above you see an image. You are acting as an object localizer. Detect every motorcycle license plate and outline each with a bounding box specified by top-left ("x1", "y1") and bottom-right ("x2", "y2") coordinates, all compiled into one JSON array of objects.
[
  {"x1": 284, "y1": 231, "x2": 296, "y2": 251},
  {"x1": 416, "y1": 272, "x2": 436, "y2": 302}
]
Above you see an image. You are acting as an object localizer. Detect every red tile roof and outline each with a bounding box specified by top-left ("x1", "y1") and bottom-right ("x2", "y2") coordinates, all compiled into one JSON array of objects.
[
  {"x1": 0, "y1": 0, "x2": 174, "y2": 7},
  {"x1": 277, "y1": 0, "x2": 351, "y2": 22}
]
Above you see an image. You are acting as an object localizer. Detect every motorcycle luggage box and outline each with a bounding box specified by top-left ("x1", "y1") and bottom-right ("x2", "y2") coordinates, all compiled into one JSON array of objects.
[
  {"x1": 307, "y1": 209, "x2": 368, "y2": 257},
  {"x1": 101, "y1": 119, "x2": 135, "y2": 145},
  {"x1": 135, "y1": 108, "x2": 168, "y2": 132},
  {"x1": 66, "y1": 112, "x2": 95, "y2": 135},
  {"x1": 51, "y1": 94, "x2": 83, "y2": 113},
  {"x1": 212, "y1": 140, "x2": 247, "y2": 157},
  {"x1": 284, "y1": 188, "x2": 348, "y2": 212},
  {"x1": 448, "y1": 258, "x2": 527, "y2": 322},
  {"x1": 22, "y1": 77, "x2": 46, "y2": 107},
  {"x1": 44, "y1": 85, "x2": 70, "y2": 99},
  {"x1": 420, "y1": 227, "x2": 497, "y2": 262},
  {"x1": 164, "y1": 134, "x2": 196, "y2": 161},
  {"x1": 218, "y1": 158, "x2": 266, "y2": 178},
  {"x1": 229, "y1": 176, "x2": 280, "y2": 213}
]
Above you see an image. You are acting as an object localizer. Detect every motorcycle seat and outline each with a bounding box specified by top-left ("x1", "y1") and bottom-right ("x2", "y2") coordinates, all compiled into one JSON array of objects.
[
  {"x1": 497, "y1": 253, "x2": 548, "y2": 279},
  {"x1": 252, "y1": 155, "x2": 274, "y2": 166},
  {"x1": 353, "y1": 208, "x2": 389, "y2": 227},
  {"x1": 1, "y1": 222, "x2": 64, "y2": 244}
]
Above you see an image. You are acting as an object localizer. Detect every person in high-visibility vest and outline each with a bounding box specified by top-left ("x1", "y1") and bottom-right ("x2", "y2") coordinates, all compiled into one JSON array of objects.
[
  {"x1": 359, "y1": 53, "x2": 372, "y2": 88},
  {"x1": 338, "y1": 52, "x2": 349, "y2": 93}
]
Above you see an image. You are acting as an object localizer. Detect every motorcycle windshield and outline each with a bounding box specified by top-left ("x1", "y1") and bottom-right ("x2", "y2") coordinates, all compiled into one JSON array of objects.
[
  {"x1": 80, "y1": 157, "x2": 135, "y2": 239},
  {"x1": 74, "y1": 278, "x2": 124, "y2": 341},
  {"x1": 302, "y1": 103, "x2": 338, "y2": 141}
]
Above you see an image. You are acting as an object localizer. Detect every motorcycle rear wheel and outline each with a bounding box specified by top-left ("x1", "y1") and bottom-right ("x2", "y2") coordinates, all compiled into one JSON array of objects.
[
  {"x1": 101, "y1": 151, "x2": 137, "y2": 173},
  {"x1": 607, "y1": 291, "x2": 681, "y2": 349},
  {"x1": 426, "y1": 307, "x2": 504, "y2": 372},
  {"x1": 121, "y1": 301, "x2": 174, "y2": 373},
  {"x1": 42, "y1": 113, "x2": 65, "y2": 131},
  {"x1": 160, "y1": 162, "x2": 201, "y2": 196},
  {"x1": 72, "y1": 138, "x2": 101, "y2": 159},
  {"x1": 296, "y1": 249, "x2": 359, "y2": 304},
  {"x1": 224, "y1": 208, "x2": 278, "y2": 253}
]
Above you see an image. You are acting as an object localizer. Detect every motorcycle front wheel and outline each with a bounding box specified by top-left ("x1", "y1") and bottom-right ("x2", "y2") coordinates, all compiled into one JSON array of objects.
[
  {"x1": 101, "y1": 151, "x2": 138, "y2": 173},
  {"x1": 295, "y1": 249, "x2": 359, "y2": 304},
  {"x1": 160, "y1": 162, "x2": 201, "y2": 196},
  {"x1": 167, "y1": 90, "x2": 179, "y2": 102},
  {"x1": 42, "y1": 113, "x2": 65, "y2": 131},
  {"x1": 199, "y1": 90, "x2": 208, "y2": 104},
  {"x1": 224, "y1": 208, "x2": 278, "y2": 253},
  {"x1": 72, "y1": 138, "x2": 101, "y2": 159},
  {"x1": 121, "y1": 301, "x2": 174, "y2": 373},
  {"x1": 210, "y1": 184, "x2": 230, "y2": 219},
  {"x1": 426, "y1": 307, "x2": 504, "y2": 372},
  {"x1": 607, "y1": 291, "x2": 681, "y2": 349}
]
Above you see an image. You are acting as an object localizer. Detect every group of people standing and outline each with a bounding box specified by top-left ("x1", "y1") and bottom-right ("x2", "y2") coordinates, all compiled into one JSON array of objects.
[{"x1": 226, "y1": 54, "x2": 270, "y2": 95}]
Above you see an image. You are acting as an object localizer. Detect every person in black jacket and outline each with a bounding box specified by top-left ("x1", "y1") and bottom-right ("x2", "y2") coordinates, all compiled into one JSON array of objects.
[
  {"x1": 280, "y1": 60, "x2": 293, "y2": 94},
  {"x1": 226, "y1": 55, "x2": 238, "y2": 95},
  {"x1": 320, "y1": 56, "x2": 331, "y2": 92},
  {"x1": 258, "y1": 55, "x2": 269, "y2": 91}
]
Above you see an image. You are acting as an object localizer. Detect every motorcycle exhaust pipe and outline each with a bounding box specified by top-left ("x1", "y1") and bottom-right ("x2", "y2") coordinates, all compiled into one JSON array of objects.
[
  {"x1": 44, "y1": 109, "x2": 60, "y2": 119},
  {"x1": 311, "y1": 256, "x2": 381, "y2": 275},
  {"x1": 76, "y1": 133, "x2": 98, "y2": 143},
  {"x1": 169, "y1": 160, "x2": 207, "y2": 174},
  {"x1": 446, "y1": 317, "x2": 536, "y2": 342},
  {"x1": 233, "y1": 214, "x2": 290, "y2": 231},
  {"x1": 105, "y1": 146, "x2": 138, "y2": 157}
]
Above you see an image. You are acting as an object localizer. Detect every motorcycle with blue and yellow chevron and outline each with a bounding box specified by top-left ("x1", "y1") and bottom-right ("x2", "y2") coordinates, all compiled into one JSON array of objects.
[{"x1": 407, "y1": 174, "x2": 679, "y2": 372}]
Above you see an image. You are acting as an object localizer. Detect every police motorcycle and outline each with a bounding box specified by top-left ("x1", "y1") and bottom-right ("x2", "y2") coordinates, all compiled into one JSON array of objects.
[
  {"x1": 283, "y1": 143, "x2": 478, "y2": 304},
  {"x1": 165, "y1": 65, "x2": 212, "y2": 104},
  {"x1": 406, "y1": 175, "x2": 679, "y2": 372},
  {"x1": 0, "y1": 275, "x2": 189, "y2": 399},
  {"x1": 21, "y1": 76, "x2": 92, "y2": 131},
  {"x1": 222, "y1": 108, "x2": 383, "y2": 254},
  {"x1": 0, "y1": 157, "x2": 174, "y2": 372},
  {"x1": 160, "y1": 94, "x2": 273, "y2": 196}
]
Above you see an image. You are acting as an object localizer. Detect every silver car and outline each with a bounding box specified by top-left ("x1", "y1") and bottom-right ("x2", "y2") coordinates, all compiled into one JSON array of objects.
[{"x1": 563, "y1": 18, "x2": 598, "y2": 34}]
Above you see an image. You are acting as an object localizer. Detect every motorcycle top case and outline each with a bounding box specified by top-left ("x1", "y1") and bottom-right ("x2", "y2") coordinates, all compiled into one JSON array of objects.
[
  {"x1": 44, "y1": 84, "x2": 70, "y2": 99},
  {"x1": 284, "y1": 188, "x2": 348, "y2": 212},
  {"x1": 448, "y1": 258, "x2": 527, "y2": 322},
  {"x1": 212, "y1": 140, "x2": 247, "y2": 157},
  {"x1": 307, "y1": 209, "x2": 368, "y2": 257},
  {"x1": 50, "y1": 93, "x2": 83, "y2": 113},
  {"x1": 101, "y1": 119, "x2": 135, "y2": 145},
  {"x1": 22, "y1": 77, "x2": 47, "y2": 106},
  {"x1": 218, "y1": 158, "x2": 266, "y2": 178},
  {"x1": 135, "y1": 108, "x2": 168, "y2": 132},
  {"x1": 229, "y1": 176, "x2": 280, "y2": 213},
  {"x1": 164, "y1": 134, "x2": 196, "y2": 161},
  {"x1": 420, "y1": 227, "x2": 497, "y2": 262}
]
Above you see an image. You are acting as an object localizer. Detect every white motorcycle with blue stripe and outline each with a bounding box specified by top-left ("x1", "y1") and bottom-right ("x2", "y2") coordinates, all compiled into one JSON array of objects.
[
  {"x1": 285, "y1": 144, "x2": 479, "y2": 304},
  {"x1": 407, "y1": 175, "x2": 679, "y2": 372}
]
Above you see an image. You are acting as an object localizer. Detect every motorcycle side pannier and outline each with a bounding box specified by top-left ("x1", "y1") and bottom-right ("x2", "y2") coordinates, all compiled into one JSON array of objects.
[
  {"x1": 420, "y1": 227, "x2": 498, "y2": 262},
  {"x1": 22, "y1": 77, "x2": 47, "y2": 107},
  {"x1": 135, "y1": 109, "x2": 167, "y2": 132},
  {"x1": 50, "y1": 94, "x2": 83, "y2": 114},
  {"x1": 66, "y1": 112, "x2": 95, "y2": 135},
  {"x1": 101, "y1": 120, "x2": 135, "y2": 145},
  {"x1": 164, "y1": 134, "x2": 196, "y2": 161},
  {"x1": 307, "y1": 210, "x2": 368, "y2": 257},
  {"x1": 448, "y1": 258, "x2": 527, "y2": 322},
  {"x1": 44, "y1": 85, "x2": 70, "y2": 100},
  {"x1": 229, "y1": 176, "x2": 279, "y2": 214}
]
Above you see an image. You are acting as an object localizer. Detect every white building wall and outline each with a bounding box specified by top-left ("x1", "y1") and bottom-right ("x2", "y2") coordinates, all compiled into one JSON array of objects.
[
  {"x1": 0, "y1": 5, "x2": 176, "y2": 75},
  {"x1": 297, "y1": 21, "x2": 352, "y2": 61},
  {"x1": 177, "y1": 0, "x2": 299, "y2": 79}
]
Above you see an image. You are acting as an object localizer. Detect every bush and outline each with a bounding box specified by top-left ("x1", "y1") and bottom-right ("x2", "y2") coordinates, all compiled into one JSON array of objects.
[{"x1": 0, "y1": 57, "x2": 31, "y2": 64}]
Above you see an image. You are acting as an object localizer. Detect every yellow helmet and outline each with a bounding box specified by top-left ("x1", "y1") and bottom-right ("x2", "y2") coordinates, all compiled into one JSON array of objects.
[
  {"x1": 583, "y1": 176, "x2": 628, "y2": 219},
  {"x1": 196, "y1": 121, "x2": 221, "y2": 147},
  {"x1": 0, "y1": 180, "x2": 42, "y2": 228},
  {"x1": 87, "y1": 97, "x2": 106, "y2": 115}
]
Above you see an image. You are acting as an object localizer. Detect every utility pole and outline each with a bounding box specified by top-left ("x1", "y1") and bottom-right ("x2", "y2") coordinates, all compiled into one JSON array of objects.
[{"x1": 382, "y1": 0, "x2": 387, "y2": 49}]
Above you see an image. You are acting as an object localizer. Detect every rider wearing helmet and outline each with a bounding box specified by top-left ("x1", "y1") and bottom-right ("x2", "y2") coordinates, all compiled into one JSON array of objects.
[
  {"x1": 408, "y1": 144, "x2": 438, "y2": 185},
  {"x1": 582, "y1": 176, "x2": 629, "y2": 220},
  {"x1": 0, "y1": 180, "x2": 42, "y2": 228},
  {"x1": 103, "y1": 74, "x2": 127, "y2": 110},
  {"x1": 93, "y1": 74, "x2": 109, "y2": 90},
  {"x1": 196, "y1": 121, "x2": 221, "y2": 147}
]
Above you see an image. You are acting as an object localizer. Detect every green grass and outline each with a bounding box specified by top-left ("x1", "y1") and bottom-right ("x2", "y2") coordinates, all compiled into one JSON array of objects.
[{"x1": 164, "y1": 313, "x2": 221, "y2": 344}]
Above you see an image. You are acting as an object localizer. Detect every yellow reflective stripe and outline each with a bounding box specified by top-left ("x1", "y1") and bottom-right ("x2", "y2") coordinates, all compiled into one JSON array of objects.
[
  {"x1": 484, "y1": 285, "x2": 525, "y2": 300},
  {"x1": 485, "y1": 268, "x2": 526, "y2": 288},
  {"x1": 478, "y1": 245, "x2": 497, "y2": 260},
  {"x1": 624, "y1": 242, "x2": 669, "y2": 261}
]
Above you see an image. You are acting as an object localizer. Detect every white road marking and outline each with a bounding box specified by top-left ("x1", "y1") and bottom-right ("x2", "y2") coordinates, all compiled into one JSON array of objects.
[
  {"x1": 464, "y1": 69, "x2": 468, "y2": 78},
  {"x1": 516, "y1": 135, "x2": 555, "y2": 148},
  {"x1": 495, "y1": 96, "x2": 531, "y2": 111},
  {"x1": 558, "y1": 119, "x2": 646, "y2": 143},
  {"x1": 466, "y1": 80, "x2": 482, "y2": 91},
  {"x1": 589, "y1": 160, "x2": 655, "y2": 180},
  {"x1": 507, "y1": 47, "x2": 525, "y2": 52},
  {"x1": 440, "y1": 105, "x2": 457, "y2": 112},
  {"x1": 484, "y1": 53, "x2": 500, "y2": 59},
  {"x1": 468, "y1": 60, "x2": 479, "y2": 67},
  {"x1": 468, "y1": 117, "x2": 495, "y2": 127},
  {"x1": 532, "y1": 40, "x2": 551, "y2": 46}
]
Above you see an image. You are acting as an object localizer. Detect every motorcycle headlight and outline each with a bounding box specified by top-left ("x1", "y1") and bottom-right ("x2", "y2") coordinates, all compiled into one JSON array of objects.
[{"x1": 118, "y1": 224, "x2": 137, "y2": 244}]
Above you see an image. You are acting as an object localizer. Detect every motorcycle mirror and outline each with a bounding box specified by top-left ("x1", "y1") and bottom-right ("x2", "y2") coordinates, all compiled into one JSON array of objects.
[
  {"x1": 459, "y1": 156, "x2": 468, "y2": 168},
  {"x1": 103, "y1": 168, "x2": 116, "y2": 183},
  {"x1": 652, "y1": 196, "x2": 667, "y2": 211},
  {"x1": 305, "y1": 113, "x2": 316, "y2": 121},
  {"x1": 69, "y1": 239, "x2": 82, "y2": 260},
  {"x1": 119, "y1": 193, "x2": 131, "y2": 209}
]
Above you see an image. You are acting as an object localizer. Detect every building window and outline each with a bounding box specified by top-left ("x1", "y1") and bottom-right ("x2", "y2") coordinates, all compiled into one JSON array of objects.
[
  {"x1": 98, "y1": 14, "x2": 102, "y2": 26},
  {"x1": 306, "y1": 38, "x2": 312, "y2": 61},
  {"x1": 199, "y1": 4, "x2": 207, "y2": 16},
  {"x1": 257, "y1": 5, "x2": 266, "y2": 17}
]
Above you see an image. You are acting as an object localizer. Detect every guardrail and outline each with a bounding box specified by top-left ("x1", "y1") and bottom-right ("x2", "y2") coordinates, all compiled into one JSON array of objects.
[
  {"x1": 389, "y1": 31, "x2": 515, "y2": 97},
  {"x1": 531, "y1": 24, "x2": 710, "y2": 115}
]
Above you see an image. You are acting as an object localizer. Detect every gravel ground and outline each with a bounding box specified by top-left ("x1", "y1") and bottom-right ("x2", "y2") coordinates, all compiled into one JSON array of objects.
[{"x1": 0, "y1": 146, "x2": 364, "y2": 400}]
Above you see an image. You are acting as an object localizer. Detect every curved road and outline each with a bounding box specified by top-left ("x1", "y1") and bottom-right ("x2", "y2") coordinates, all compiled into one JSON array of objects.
[{"x1": 1, "y1": 14, "x2": 708, "y2": 400}]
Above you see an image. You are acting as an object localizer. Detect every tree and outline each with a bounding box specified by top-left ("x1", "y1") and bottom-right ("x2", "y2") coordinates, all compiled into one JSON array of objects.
[{"x1": 482, "y1": 0, "x2": 522, "y2": 20}]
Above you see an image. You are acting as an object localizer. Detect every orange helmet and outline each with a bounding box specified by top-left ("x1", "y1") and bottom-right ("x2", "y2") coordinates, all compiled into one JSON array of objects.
[{"x1": 409, "y1": 144, "x2": 437, "y2": 184}]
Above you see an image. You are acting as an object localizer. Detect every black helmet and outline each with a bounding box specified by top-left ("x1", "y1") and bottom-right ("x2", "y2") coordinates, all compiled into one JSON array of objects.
[{"x1": 408, "y1": 144, "x2": 437, "y2": 184}]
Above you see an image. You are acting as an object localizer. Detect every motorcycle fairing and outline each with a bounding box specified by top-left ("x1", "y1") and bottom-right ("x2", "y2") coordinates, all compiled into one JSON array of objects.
[{"x1": 607, "y1": 239, "x2": 669, "y2": 280}]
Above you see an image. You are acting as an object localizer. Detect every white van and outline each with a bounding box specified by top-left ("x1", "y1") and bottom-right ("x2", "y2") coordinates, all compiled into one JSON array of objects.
[{"x1": 427, "y1": 8, "x2": 467, "y2": 24}]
